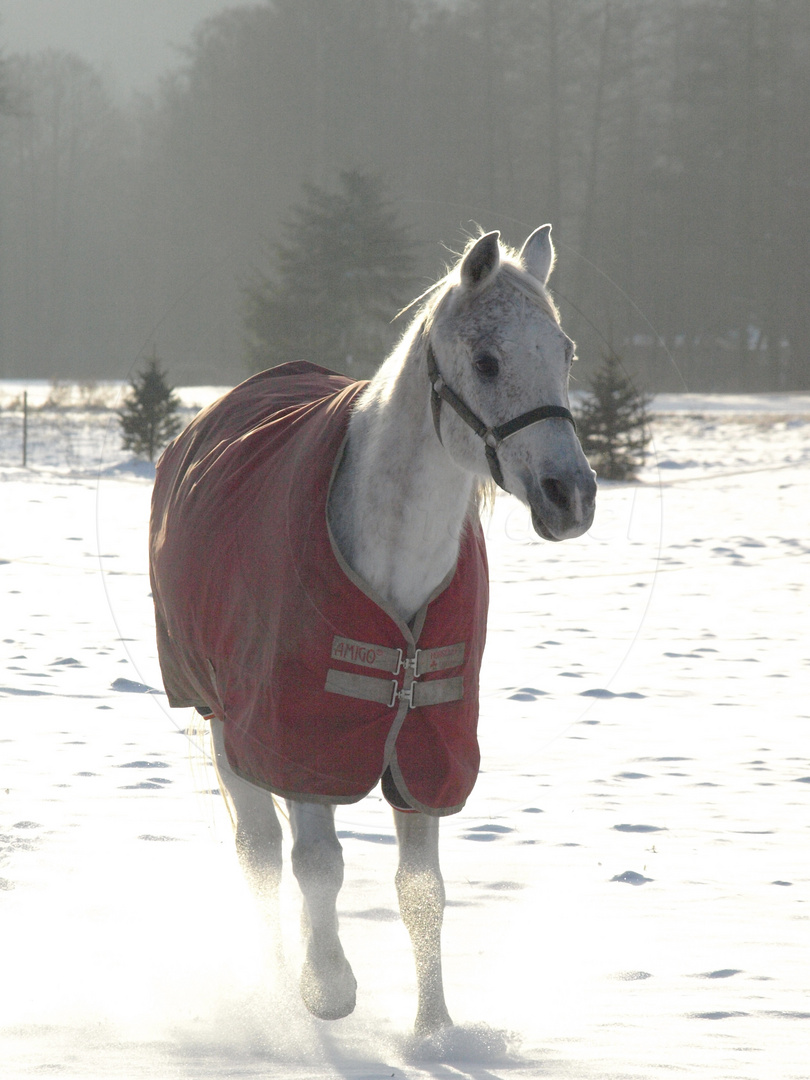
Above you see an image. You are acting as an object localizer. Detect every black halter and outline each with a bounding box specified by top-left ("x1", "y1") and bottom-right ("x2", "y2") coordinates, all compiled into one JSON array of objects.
[{"x1": 426, "y1": 341, "x2": 577, "y2": 492}]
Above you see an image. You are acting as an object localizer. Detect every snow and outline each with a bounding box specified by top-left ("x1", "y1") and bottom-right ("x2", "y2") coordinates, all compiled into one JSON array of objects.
[{"x1": 1, "y1": 389, "x2": 808, "y2": 1078}]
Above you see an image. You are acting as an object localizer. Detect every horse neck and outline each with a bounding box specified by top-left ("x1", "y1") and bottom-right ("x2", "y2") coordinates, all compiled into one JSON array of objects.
[{"x1": 329, "y1": 336, "x2": 477, "y2": 624}]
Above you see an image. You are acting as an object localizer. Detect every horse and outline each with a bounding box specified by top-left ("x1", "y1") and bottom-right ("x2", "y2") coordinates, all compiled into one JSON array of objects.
[{"x1": 148, "y1": 226, "x2": 596, "y2": 1036}]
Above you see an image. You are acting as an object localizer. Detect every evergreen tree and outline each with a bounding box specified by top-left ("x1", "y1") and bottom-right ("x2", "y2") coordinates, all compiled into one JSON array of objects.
[
  {"x1": 118, "y1": 350, "x2": 183, "y2": 463},
  {"x1": 242, "y1": 171, "x2": 418, "y2": 378},
  {"x1": 575, "y1": 352, "x2": 650, "y2": 481}
]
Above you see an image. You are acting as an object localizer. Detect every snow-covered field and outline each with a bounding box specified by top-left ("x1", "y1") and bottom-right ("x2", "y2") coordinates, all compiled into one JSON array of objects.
[{"x1": 1, "y1": 385, "x2": 808, "y2": 1079}]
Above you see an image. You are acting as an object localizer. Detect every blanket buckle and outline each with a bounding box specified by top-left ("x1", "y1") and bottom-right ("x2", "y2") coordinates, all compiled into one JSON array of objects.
[
  {"x1": 389, "y1": 680, "x2": 415, "y2": 710},
  {"x1": 395, "y1": 649, "x2": 420, "y2": 677}
]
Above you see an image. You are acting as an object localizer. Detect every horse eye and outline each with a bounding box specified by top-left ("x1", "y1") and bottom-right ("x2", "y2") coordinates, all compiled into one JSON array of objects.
[{"x1": 474, "y1": 353, "x2": 500, "y2": 379}]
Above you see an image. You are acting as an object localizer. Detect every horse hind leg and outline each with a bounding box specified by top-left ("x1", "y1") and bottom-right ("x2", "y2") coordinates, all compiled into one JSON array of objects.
[
  {"x1": 394, "y1": 811, "x2": 453, "y2": 1036},
  {"x1": 209, "y1": 718, "x2": 283, "y2": 907},
  {"x1": 288, "y1": 800, "x2": 357, "y2": 1021}
]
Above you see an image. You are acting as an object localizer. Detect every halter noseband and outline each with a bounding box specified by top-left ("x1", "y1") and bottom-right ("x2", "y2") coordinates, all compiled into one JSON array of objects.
[{"x1": 426, "y1": 341, "x2": 577, "y2": 492}]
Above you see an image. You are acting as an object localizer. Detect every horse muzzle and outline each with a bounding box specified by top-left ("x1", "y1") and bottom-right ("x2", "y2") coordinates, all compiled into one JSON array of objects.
[{"x1": 527, "y1": 468, "x2": 597, "y2": 542}]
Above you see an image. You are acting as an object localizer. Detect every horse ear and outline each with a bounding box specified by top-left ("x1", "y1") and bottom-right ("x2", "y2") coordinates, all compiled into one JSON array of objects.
[
  {"x1": 460, "y1": 231, "x2": 501, "y2": 288},
  {"x1": 520, "y1": 224, "x2": 555, "y2": 285}
]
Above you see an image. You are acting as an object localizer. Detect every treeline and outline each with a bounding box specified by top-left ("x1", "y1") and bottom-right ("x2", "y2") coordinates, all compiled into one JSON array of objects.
[{"x1": 1, "y1": 0, "x2": 808, "y2": 391}]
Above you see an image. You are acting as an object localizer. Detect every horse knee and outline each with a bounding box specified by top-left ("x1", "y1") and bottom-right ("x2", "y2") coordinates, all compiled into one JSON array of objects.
[{"x1": 291, "y1": 833, "x2": 344, "y2": 893}]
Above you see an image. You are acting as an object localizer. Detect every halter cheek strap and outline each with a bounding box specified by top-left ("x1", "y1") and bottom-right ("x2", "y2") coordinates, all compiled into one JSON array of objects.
[{"x1": 426, "y1": 341, "x2": 577, "y2": 492}]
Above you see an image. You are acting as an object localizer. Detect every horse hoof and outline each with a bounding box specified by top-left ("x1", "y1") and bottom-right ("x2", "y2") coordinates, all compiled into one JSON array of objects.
[
  {"x1": 300, "y1": 954, "x2": 357, "y2": 1021},
  {"x1": 413, "y1": 1010, "x2": 453, "y2": 1038}
]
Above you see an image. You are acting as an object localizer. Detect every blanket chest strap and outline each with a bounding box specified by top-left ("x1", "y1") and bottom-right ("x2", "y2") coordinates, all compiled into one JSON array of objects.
[
  {"x1": 325, "y1": 668, "x2": 464, "y2": 710},
  {"x1": 330, "y1": 635, "x2": 465, "y2": 677}
]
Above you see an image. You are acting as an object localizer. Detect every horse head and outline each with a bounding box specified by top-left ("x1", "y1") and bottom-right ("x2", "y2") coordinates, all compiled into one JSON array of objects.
[{"x1": 424, "y1": 226, "x2": 596, "y2": 541}]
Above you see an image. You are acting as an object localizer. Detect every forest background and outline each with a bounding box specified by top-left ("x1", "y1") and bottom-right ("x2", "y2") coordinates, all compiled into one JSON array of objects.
[{"x1": 0, "y1": 0, "x2": 808, "y2": 392}]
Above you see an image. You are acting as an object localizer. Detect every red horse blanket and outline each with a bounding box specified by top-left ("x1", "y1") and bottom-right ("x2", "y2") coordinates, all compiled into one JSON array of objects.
[{"x1": 149, "y1": 362, "x2": 489, "y2": 815}]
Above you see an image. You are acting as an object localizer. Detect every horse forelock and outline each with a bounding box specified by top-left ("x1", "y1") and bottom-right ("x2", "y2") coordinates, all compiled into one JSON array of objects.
[
  {"x1": 373, "y1": 234, "x2": 563, "y2": 406},
  {"x1": 415, "y1": 241, "x2": 560, "y2": 347}
]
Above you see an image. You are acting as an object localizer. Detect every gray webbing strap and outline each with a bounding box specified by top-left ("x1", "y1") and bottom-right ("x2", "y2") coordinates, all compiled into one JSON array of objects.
[
  {"x1": 325, "y1": 668, "x2": 464, "y2": 710},
  {"x1": 330, "y1": 636, "x2": 465, "y2": 677},
  {"x1": 411, "y1": 676, "x2": 464, "y2": 708},
  {"x1": 325, "y1": 669, "x2": 396, "y2": 706}
]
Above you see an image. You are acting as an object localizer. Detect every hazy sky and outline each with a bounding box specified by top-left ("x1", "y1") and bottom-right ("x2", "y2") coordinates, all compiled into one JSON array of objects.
[{"x1": 0, "y1": 0, "x2": 239, "y2": 96}]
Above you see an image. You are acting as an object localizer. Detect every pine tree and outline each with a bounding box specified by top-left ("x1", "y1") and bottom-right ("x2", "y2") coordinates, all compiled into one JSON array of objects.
[
  {"x1": 242, "y1": 171, "x2": 418, "y2": 378},
  {"x1": 118, "y1": 350, "x2": 183, "y2": 463},
  {"x1": 576, "y1": 353, "x2": 650, "y2": 481}
]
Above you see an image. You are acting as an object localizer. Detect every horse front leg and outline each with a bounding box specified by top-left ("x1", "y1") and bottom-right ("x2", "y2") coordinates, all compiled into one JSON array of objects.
[
  {"x1": 288, "y1": 800, "x2": 357, "y2": 1021},
  {"x1": 210, "y1": 718, "x2": 283, "y2": 906},
  {"x1": 394, "y1": 811, "x2": 453, "y2": 1036}
]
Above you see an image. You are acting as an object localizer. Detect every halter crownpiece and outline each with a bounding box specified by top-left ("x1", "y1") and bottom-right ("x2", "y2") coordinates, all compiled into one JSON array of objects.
[{"x1": 425, "y1": 341, "x2": 577, "y2": 492}]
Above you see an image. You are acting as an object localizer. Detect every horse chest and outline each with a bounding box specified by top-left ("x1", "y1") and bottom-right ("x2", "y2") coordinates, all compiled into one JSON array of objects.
[{"x1": 328, "y1": 425, "x2": 474, "y2": 624}]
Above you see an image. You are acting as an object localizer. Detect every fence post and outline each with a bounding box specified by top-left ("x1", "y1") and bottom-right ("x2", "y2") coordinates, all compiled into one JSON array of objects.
[{"x1": 22, "y1": 390, "x2": 28, "y2": 467}]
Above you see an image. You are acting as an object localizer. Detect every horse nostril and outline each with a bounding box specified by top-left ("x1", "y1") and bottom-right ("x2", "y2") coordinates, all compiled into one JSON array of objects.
[{"x1": 540, "y1": 477, "x2": 570, "y2": 511}]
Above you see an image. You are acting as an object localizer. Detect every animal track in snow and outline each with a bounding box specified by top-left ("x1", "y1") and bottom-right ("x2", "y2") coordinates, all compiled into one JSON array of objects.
[
  {"x1": 118, "y1": 760, "x2": 171, "y2": 769},
  {"x1": 692, "y1": 969, "x2": 742, "y2": 979},
  {"x1": 580, "y1": 687, "x2": 646, "y2": 698},
  {"x1": 463, "y1": 824, "x2": 514, "y2": 842},
  {"x1": 611, "y1": 870, "x2": 653, "y2": 885},
  {"x1": 506, "y1": 686, "x2": 548, "y2": 700},
  {"x1": 613, "y1": 823, "x2": 667, "y2": 833},
  {"x1": 111, "y1": 677, "x2": 162, "y2": 694}
]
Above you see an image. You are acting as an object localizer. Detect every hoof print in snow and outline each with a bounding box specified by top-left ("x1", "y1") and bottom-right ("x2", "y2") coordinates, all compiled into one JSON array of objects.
[
  {"x1": 772, "y1": 880, "x2": 793, "y2": 886},
  {"x1": 464, "y1": 824, "x2": 514, "y2": 842},
  {"x1": 0, "y1": 877, "x2": 14, "y2": 890},
  {"x1": 613, "y1": 823, "x2": 666, "y2": 833},
  {"x1": 689, "y1": 1011, "x2": 749, "y2": 1020},
  {"x1": 138, "y1": 834, "x2": 180, "y2": 842},
  {"x1": 613, "y1": 970, "x2": 653, "y2": 981},
  {"x1": 611, "y1": 870, "x2": 652, "y2": 885},
  {"x1": 118, "y1": 760, "x2": 170, "y2": 769},
  {"x1": 580, "y1": 688, "x2": 646, "y2": 698},
  {"x1": 111, "y1": 677, "x2": 163, "y2": 694},
  {"x1": 120, "y1": 778, "x2": 173, "y2": 789},
  {"x1": 693, "y1": 969, "x2": 742, "y2": 980},
  {"x1": 507, "y1": 686, "x2": 548, "y2": 700},
  {"x1": 0, "y1": 686, "x2": 51, "y2": 696}
]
